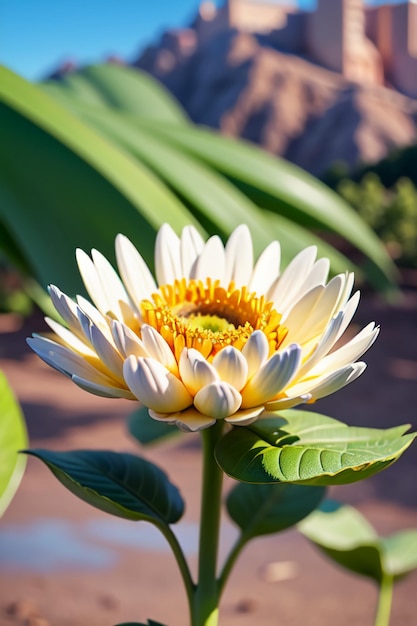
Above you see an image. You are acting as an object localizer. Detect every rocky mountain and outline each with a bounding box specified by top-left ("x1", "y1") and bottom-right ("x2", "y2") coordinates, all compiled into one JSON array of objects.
[{"x1": 134, "y1": 29, "x2": 417, "y2": 177}]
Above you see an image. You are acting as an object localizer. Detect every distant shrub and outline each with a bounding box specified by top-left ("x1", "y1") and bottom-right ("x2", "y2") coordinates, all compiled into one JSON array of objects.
[{"x1": 337, "y1": 174, "x2": 417, "y2": 268}]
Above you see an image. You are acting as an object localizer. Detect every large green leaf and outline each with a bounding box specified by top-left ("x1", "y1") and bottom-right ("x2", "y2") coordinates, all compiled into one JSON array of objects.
[
  {"x1": 62, "y1": 102, "x2": 354, "y2": 273},
  {"x1": 25, "y1": 449, "x2": 184, "y2": 524},
  {"x1": 227, "y1": 482, "x2": 325, "y2": 539},
  {"x1": 43, "y1": 64, "x2": 187, "y2": 122},
  {"x1": 299, "y1": 500, "x2": 417, "y2": 583},
  {"x1": 141, "y1": 122, "x2": 398, "y2": 291},
  {"x1": 0, "y1": 66, "x2": 200, "y2": 295},
  {"x1": 128, "y1": 406, "x2": 182, "y2": 446},
  {"x1": 0, "y1": 372, "x2": 28, "y2": 516},
  {"x1": 215, "y1": 410, "x2": 416, "y2": 486}
]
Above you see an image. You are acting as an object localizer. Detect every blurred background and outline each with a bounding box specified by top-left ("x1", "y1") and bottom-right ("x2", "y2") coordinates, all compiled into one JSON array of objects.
[{"x1": 1, "y1": 2, "x2": 417, "y2": 625}]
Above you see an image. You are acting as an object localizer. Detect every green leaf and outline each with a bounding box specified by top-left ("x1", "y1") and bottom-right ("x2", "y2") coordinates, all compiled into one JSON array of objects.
[
  {"x1": 215, "y1": 410, "x2": 416, "y2": 486},
  {"x1": 43, "y1": 63, "x2": 188, "y2": 122},
  {"x1": 381, "y1": 530, "x2": 417, "y2": 577},
  {"x1": 143, "y1": 122, "x2": 398, "y2": 292},
  {"x1": 0, "y1": 372, "x2": 28, "y2": 516},
  {"x1": 0, "y1": 66, "x2": 200, "y2": 295},
  {"x1": 128, "y1": 406, "x2": 182, "y2": 446},
  {"x1": 227, "y1": 482, "x2": 325, "y2": 539},
  {"x1": 25, "y1": 449, "x2": 184, "y2": 524},
  {"x1": 299, "y1": 501, "x2": 417, "y2": 583},
  {"x1": 44, "y1": 99, "x2": 358, "y2": 276}
]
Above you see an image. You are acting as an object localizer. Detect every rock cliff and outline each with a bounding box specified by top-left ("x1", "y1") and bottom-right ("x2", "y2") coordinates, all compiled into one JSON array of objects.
[{"x1": 135, "y1": 29, "x2": 417, "y2": 176}]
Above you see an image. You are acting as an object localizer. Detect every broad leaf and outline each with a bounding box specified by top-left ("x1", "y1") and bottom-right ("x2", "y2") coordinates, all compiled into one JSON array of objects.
[
  {"x1": 381, "y1": 530, "x2": 417, "y2": 577},
  {"x1": 299, "y1": 500, "x2": 417, "y2": 583},
  {"x1": 0, "y1": 372, "x2": 28, "y2": 516},
  {"x1": 215, "y1": 410, "x2": 416, "y2": 486},
  {"x1": 38, "y1": 77, "x2": 390, "y2": 286},
  {"x1": 0, "y1": 66, "x2": 200, "y2": 295},
  {"x1": 227, "y1": 482, "x2": 325, "y2": 539},
  {"x1": 43, "y1": 63, "x2": 187, "y2": 122},
  {"x1": 143, "y1": 122, "x2": 398, "y2": 292},
  {"x1": 128, "y1": 406, "x2": 182, "y2": 446},
  {"x1": 25, "y1": 449, "x2": 184, "y2": 524}
]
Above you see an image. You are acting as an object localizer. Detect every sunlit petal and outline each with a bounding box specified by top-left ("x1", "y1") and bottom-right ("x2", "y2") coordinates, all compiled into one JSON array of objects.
[
  {"x1": 224, "y1": 225, "x2": 253, "y2": 287},
  {"x1": 115, "y1": 234, "x2": 157, "y2": 306},
  {"x1": 179, "y1": 348, "x2": 219, "y2": 395},
  {"x1": 155, "y1": 223, "x2": 181, "y2": 286},
  {"x1": 212, "y1": 346, "x2": 248, "y2": 390},
  {"x1": 194, "y1": 382, "x2": 242, "y2": 418},
  {"x1": 123, "y1": 356, "x2": 192, "y2": 413},
  {"x1": 241, "y1": 344, "x2": 301, "y2": 408}
]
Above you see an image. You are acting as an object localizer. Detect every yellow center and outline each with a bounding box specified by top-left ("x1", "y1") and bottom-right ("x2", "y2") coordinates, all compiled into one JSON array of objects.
[{"x1": 140, "y1": 278, "x2": 287, "y2": 361}]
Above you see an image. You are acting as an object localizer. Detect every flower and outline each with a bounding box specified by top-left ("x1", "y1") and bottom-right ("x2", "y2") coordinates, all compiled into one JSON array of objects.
[{"x1": 28, "y1": 224, "x2": 379, "y2": 432}]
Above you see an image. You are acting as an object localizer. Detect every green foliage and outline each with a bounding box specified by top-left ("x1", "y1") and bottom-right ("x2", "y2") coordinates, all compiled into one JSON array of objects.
[
  {"x1": 227, "y1": 482, "x2": 325, "y2": 539},
  {"x1": 0, "y1": 371, "x2": 28, "y2": 516},
  {"x1": 215, "y1": 410, "x2": 416, "y2": 486},
  {"x1": 128, "y1": 406, "x2": 181, "y2": 446},
  {"x1": 25, "y1": 449, "x2": 184, "y2": 524},
  {"x1": 0, "y1": 63, "x2": 398, "y2": 309},
  {"x1": 299, "y1": 500, "x2": 417, "y2": 583},
  {"x1": 338, "y1": 174, "x2": 417, "y2": 268}
]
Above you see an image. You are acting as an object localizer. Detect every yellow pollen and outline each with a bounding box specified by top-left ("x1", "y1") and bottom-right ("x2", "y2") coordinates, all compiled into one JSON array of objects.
[{"x1": 140, "y1": 278, "x2": 288, "y2": 361}]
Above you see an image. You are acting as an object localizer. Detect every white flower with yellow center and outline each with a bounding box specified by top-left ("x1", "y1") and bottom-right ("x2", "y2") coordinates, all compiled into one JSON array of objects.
[{"x1": 28, "y1": 224, "x2": 379, "y2": 432}]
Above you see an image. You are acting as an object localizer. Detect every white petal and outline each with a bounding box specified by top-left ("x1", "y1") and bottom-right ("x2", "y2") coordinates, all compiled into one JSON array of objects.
[
  {"x1": 111, "y1": 320, "x2": 149, "y2": 359},
  {"x1": 249, "y1": 241, "x2": 281, "y2": 295},
  {"x1": 265, "y1": 393, "x2": 312, "y2": 411},
  {"x1": 241, "y1": 344, "x2": 301, "y2": 408},
  {"x1": 310, "y1": 323, "x2": 379, "y2": 375},
  {"x1": 150, "y1": 408, "x2": 216, "y2": 432},
  {"x1": 76, "y1": 248, "x2": 108, "y2": 313},
  {"x1": 115, "y1": 234, "x2": 157, "y2": 305},
  {"x1": 44, "y1": 317, "x2": 96, "y2": 356},
  {"x1": 309, "y1": 363, "x2": 367, "y2": 400},
  {"x1": 268, "y1": 246, "x2": 317, "y2": 311},
  {"x1": 76, "y1": 248, "x2": 127, "y2": 319},
  {"x1": 180, "y1": 226, "x2": 205, "y2": 279},
  {"x1": 225, "y1": 406, "x2": 265, "y2": 425},
  {"x1": 91, "y1": 248, "x2": 131, "y2": 319},
  {"x1": 212, "y1": 346, "x2": 248, "y2": 390},
  {"x1": 155, "y1": 224, "x2": 181, "y2": 286},
  {"x1": 224, "y1": 225, "x2": 253, "y2": 287},
  {"x1": 89, "y1": 324, "x2": 125, "y2": 382},
  {"x1": 141, "y1": 324, "x2": 178, "y2": 375},
  {"x1": 76, "y1": 296, "x2": 110, "y2": 335},
  {"x1": 179, "y1": 348, "x2": 218, "y2": 395},
  {"x1": 27, "y1": 336, "x2": 115, "y2": 385},
  {"x1": 72, "y1": 375, "x2": 135, "y2": 399},
  {"x1": 191, "y1": 235, "x2": 225, "y2": 283},
  {"x1": 242, "y1": 330, "x2": 270, "y2": 379},
  {"x1": 282, "y1": 275, "x2": 345, "y2": 348},
  {"x1": 194, "y1": 381, "x2": 242, "y2": 418},
  {"x1": 123, "y1": 356, "x2": 192, "y2": 412},
  {"x1": 48, "y1": 286, "x2": 83, "y2": 336},
  {"x1": 302, "y1": 258, "x2": 330, "y2": 289}
]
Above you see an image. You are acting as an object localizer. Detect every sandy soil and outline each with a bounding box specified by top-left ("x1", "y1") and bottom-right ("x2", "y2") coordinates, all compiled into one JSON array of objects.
[{"x1": 0, "y1": 289, "x2": 416, "y2": 626}]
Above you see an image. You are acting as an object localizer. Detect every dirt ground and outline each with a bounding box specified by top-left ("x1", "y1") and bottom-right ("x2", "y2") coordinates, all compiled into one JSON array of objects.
[{"x1": 0, "y1": 287, "x2": 416, "y2": 626}]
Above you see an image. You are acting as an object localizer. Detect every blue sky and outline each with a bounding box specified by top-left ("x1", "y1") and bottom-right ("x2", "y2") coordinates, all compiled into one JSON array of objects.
[{"x1": 0, "y1": 0, "x2": 399, "y2": 82}]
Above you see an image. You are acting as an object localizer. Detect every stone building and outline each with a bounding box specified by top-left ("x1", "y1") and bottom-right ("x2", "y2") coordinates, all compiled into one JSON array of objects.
[{"x1": 193, "y1": 0, "x2": 417, "y2": 98}]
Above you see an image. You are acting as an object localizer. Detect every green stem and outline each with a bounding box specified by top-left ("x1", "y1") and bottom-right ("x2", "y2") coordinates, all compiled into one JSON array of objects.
[
  {"x1": 192, "y1": 422, "x2": 224, "y2": 626},
  {"x1": 374, "y1": 575, "x2": 394, "y2": 626}
]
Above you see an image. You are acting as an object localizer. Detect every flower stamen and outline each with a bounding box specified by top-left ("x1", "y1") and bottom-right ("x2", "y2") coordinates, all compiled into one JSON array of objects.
[{"x1": 140, "y1": 278, "x2": 288, "y2": 361}]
